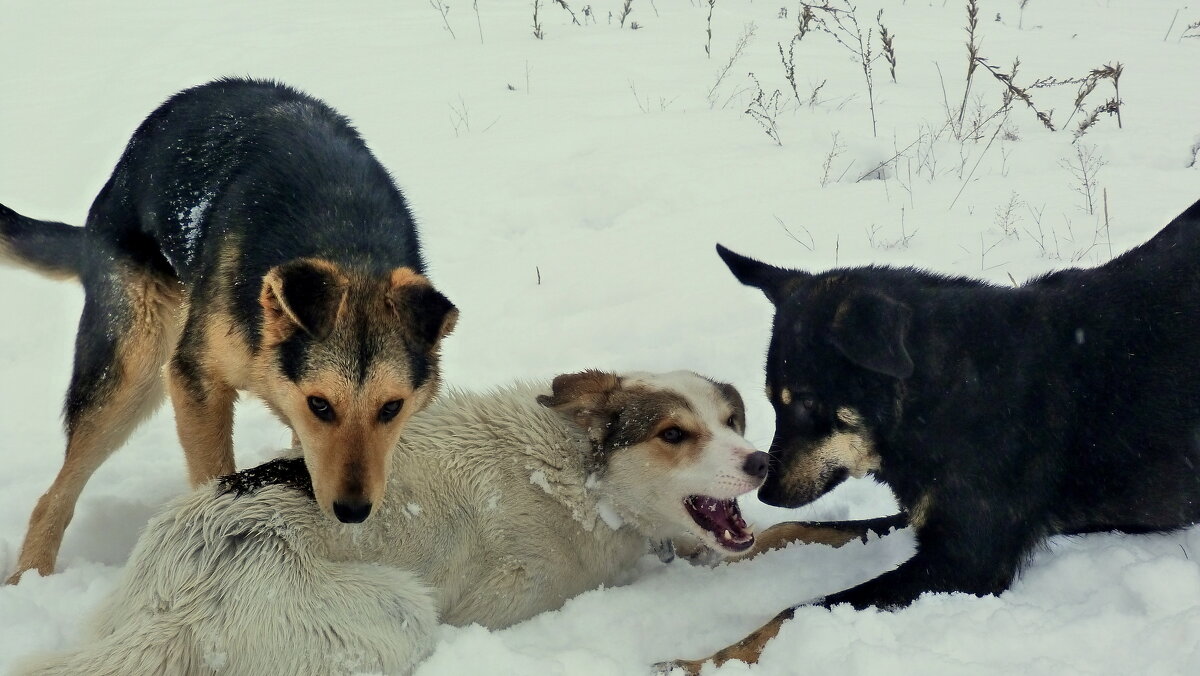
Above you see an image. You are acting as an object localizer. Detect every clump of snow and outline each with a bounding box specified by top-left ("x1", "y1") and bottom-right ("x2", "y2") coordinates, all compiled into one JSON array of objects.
[
  {"x1": 528, "y1": 469, "x2": 551, "y2": 494},
  {"x1": 404, "y1": 503, "x2": 423, "y2": 518},
  {"x1": 1, "y1": 1, "x2": 1198, "y2": 675},
  {"x1": 594, "y1": 497, "x2": 624, "y2": 531}
]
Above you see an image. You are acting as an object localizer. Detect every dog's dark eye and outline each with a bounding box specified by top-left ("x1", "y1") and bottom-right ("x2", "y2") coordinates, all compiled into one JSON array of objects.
[
  {"x1": 659, "y1": 426, "x2": 687, "y2": 444},
  {"x1": 726, "y1": 415, "x2": 738, "y2": 429},
  {"x1": 378, "y1": 399, "x2": 404, "y2": 423},
  {"x1": 307, "y1": 396, "x2": 335, "y2": 422},
  {"x1": 799, "y1": 396, "x2": 817, "y2": 412}
]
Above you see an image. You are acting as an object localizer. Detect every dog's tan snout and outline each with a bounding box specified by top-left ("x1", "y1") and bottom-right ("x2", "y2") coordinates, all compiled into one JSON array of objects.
[
  {"x1": 331, "y1": 462, "x2": 374, "y2": 524},
  {"x1": 742, "y1": 451, "x2": 770, "y2": 480}
]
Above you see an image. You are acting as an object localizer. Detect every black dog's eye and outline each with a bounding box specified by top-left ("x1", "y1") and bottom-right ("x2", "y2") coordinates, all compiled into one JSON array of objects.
[
  {"x1": 659, "y1": 426, "x2": 687, "y2": 444},
  {"x1": 307, "y1": 396, "x2": 335, "y2": 422},
  {"x1": 798, "y1": 396, "x2": 817, "y2": 412},
  {"x1": 378, "y1": 399, "x2": 404, "y2": 423}
]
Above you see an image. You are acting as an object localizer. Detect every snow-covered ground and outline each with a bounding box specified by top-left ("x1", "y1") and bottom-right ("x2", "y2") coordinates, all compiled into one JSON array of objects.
[{"x1": 2, "y1": 0, "x2": 1199, "y2": 673}]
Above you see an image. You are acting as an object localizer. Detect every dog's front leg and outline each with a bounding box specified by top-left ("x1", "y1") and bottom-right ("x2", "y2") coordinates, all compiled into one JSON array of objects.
[
  {"x1": 655, "y1": 606, "x2": 800, "y2": 675},
  {"x1": 167, "y1": 356, "x2": 237, "y2": 485},
  {"x1": 734, "y1": 513, "x2": 910, "y2": 560}
]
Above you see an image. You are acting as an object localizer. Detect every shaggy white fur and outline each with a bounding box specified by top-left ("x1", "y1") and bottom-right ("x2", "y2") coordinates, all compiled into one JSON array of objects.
[{"x1": 16, "y1": 375, "x2": 759, "y2": 675}]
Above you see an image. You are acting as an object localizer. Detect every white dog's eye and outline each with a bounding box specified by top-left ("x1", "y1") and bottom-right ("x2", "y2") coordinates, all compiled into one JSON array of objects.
[
  {"x1": 726, "y1": 415, "x2": 737, "y2": 429},
  {"x1": 659, "y1": 426, "x2": 686, "y2": 444}
]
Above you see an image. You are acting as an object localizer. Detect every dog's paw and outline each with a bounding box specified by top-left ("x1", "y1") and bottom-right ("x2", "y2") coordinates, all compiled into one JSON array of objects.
[
  {"x1": 650, "y1": 539, "x2": 676, "y2": 563},
  {"x1": 679, "y1": 545, "x2": 724, "y2": 568}
]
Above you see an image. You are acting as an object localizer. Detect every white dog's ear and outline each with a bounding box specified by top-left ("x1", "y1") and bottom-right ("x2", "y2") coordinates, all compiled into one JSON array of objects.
[{"x1": 538, "y1": 370, "x2": 623, "y2": 446}]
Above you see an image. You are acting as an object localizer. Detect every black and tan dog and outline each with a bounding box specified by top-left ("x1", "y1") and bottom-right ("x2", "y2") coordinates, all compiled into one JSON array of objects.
[
  {"x1": 666, "y1": 198, "x2": 1200, "y2": 672},
  {"x1": 0, "y1": 78, "x2": 457, "y2": 583}
]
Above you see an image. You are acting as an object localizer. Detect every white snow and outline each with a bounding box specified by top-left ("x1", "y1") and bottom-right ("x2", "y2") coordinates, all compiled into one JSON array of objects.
[
  {"x1": 595, "y1": 496, "x2": 625, "y2": 531},
  {"x1": 529, "y1": 469, "x2": 552, "y2": 493},
  {"x1": 2, "y1": 1, "x2": 1199, "y2": 674}
]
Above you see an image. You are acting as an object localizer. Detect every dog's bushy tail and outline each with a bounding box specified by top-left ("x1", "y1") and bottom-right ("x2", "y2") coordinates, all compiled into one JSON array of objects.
[{"x1": 0, "y1": 202, "x2": 85, "y2": 280}]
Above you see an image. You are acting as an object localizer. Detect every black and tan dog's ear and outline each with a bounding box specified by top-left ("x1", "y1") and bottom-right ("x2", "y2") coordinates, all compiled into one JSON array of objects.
[
  {"x1": 538, "y1": 370, "x2": 622, "y2": 444},
  {"x1": 716, "y1": 244, "x2": 809, "y2": 305},
  {"x1": 388, "y1": 267, "x2": 458, "y2": 348},
  {"x1": 259, "y1": 258, "x2": 349, "y2": 344},
  {"x1": 829, "y1": 291, "x2": 914, "y2": 379}
]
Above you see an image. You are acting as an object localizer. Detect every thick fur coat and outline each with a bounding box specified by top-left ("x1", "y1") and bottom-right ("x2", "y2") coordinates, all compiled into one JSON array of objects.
[{"x1": 18, "y1": 373, "x2": 764, "y2": 675}]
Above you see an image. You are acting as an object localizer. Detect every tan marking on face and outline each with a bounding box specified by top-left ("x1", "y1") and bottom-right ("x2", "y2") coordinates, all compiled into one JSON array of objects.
[
  {"x1": 780, "y1": 388, "x2": 793, "y2": 406},
  {"x1": 836, "y1": 406, "x2": 864, "y2": 427},
  {"x1": 289, "y1": 366, "x2": 428, "y2": 516},
  {"x1": 389, "y1": 266, "x2": 431, "y2": 290},
  {"x1": 765, "y1": 384, "x2": 774, "y2": 402},
  {"x1": 641, "y1": 409, "x2": 710, "y2": 469},
  {"x1": 248, "y1": 264, "x2": 448, "y2": 518},
  {"x1": 780, "y1": 410, "x2": 880, "y2": 496}
]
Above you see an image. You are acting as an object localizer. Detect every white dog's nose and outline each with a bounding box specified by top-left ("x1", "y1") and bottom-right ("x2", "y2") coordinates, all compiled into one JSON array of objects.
[{"x1": 742, "y1": 451, "x2": 770, "y2": 479}]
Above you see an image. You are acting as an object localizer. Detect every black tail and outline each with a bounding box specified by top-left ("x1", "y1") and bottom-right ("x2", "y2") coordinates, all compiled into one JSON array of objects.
[{"x1": 0, "y1": 202, "x2": 85, "y2": 279}]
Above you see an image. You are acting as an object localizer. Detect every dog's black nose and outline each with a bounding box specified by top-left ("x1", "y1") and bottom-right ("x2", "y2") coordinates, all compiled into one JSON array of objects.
[
  {"x1": 333, "y1": 498, "x2": 373, "y2": 523},
  {"x1": 742, "y1": 451, "x2": 770, "y2": 479}
]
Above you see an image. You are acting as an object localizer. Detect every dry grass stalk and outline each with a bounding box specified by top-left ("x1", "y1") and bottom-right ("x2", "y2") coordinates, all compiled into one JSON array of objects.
[
  {"x1": 878, "y1": 9, "x2": 897, "y2": 83},
  {"x1": 430, "y1": 0, "x2": 457, "y2": 39},
  {"x1": 473, "y1": 0, "x2": 484, "y2": 43},
  {"x1": 802, "y1": 0, "x2": 880, "y2": 137},
  {"x1": 798, "y1": 5, "x2": 815, "y2": 38},
  {"x1": 745, "y1": 73, "x2": 783, "y2": 146},
  {"x1": 705, "y1": 0, "x2": 716, "y2": 57},
  {"x1": 975, "y1": 56, "x2": 1055, "y2": 130},
  {"x1": 706, "y1": 22, "x2": 756, "y2": 107},
  {"x1": 1060, "y1": 144, "x2": 1107, "y2": 215},
  {"x1": 821, "y1": 132, "x2": 846, "y2": 186},
  {"x1": 554, "y1": 0, "x2": 581, "y2": 25},
  {"x1": 532, "y1": 0, "x2": 544, "y2": 39},
  {"x1": 957, "y1": 0, "x2": 980, "y2": 130},
  {"x1": 618, "y1": 0, "x2": 633, "y2": 28},
  {"x1": 777, "y1": 6, "x2": 816, "y2": 107}
]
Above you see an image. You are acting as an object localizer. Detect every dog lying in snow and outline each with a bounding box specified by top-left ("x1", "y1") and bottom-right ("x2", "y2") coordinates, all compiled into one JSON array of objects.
[{"x1": 16, "y1": 370, "x2": 769, "y2": 676}]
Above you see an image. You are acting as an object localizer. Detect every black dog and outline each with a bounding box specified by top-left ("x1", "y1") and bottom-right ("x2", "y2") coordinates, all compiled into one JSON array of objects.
[
  {"x1": 668, "y1": 198, "x2": 1200, "y2": 672},
  {"x1": 0, "y1": 78, "x2": 458, "y2": 583}
]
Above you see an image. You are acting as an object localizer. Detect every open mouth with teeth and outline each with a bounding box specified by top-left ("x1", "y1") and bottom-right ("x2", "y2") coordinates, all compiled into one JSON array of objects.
[{"x1": 683, "y1": 495, "x2": 755, "y2": 552}]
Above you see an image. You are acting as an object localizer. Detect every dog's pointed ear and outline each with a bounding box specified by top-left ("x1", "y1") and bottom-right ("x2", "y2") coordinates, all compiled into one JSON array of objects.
[
  {"x1": 388, "y1": 268, "x2": 458, "y2": 349},
  {"x1": 716, "y1": 244, "x2": 809, "y2": 305},
  {"x1": 829, "y1": 292, "x2": 914, "y2": 380},
  {"x1": 259, "y1": 259, "x2": 349, "y2": 344},
  {"x1": 538, "y1": 370, "x2": 622, "y2": 446}
]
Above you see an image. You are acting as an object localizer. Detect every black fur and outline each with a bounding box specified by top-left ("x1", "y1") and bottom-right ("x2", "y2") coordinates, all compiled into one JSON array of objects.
[
  {"x1": 103, "y1": 78, "x2": 425, "y2": 335},
  {"x1": 218, "y1": 457, "x2": 314, "y2": 499},
  {"x1": 0, "y1": 203, "x2": 84, "y2": 277},
  {"x1": 720, "y1": 197, "x2": 1200, "y2": 610}
]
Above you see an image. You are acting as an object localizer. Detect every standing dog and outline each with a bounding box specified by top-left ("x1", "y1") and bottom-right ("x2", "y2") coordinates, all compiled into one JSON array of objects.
[
  {"x1": 666, "y1": 198, "x2": 1200, "y2": 672},
  {"x1": 16, "y1": 370, "x2": 768, "y2": 675},
  {"x1": 0, "y1": 78, "x2": 457, "y2": 583}
]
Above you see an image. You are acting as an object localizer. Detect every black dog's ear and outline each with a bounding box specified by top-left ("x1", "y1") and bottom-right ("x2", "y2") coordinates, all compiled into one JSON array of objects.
[
  {"x1": 388, "y1": 268, "x2": 459, "y2": 349},
  {"x1": 829, "y1": 292, "x2": 914, "y2": 379},
  {"x1": 259, "y1": 258, "x2": 349, "y2": 344},
  {"x1": 716, "y1": 244, "x2": 809, "y2": 304}
]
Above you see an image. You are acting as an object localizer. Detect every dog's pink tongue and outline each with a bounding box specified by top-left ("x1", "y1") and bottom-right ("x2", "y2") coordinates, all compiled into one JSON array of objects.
[{"x1": 692, "y1": 496, "x2": 737, "y2": 531}]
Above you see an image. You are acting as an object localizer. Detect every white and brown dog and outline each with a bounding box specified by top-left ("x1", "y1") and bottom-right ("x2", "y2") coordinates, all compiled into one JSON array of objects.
[{"x1": 16, "y1": 370, "x2": 768, "y2": 676}]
